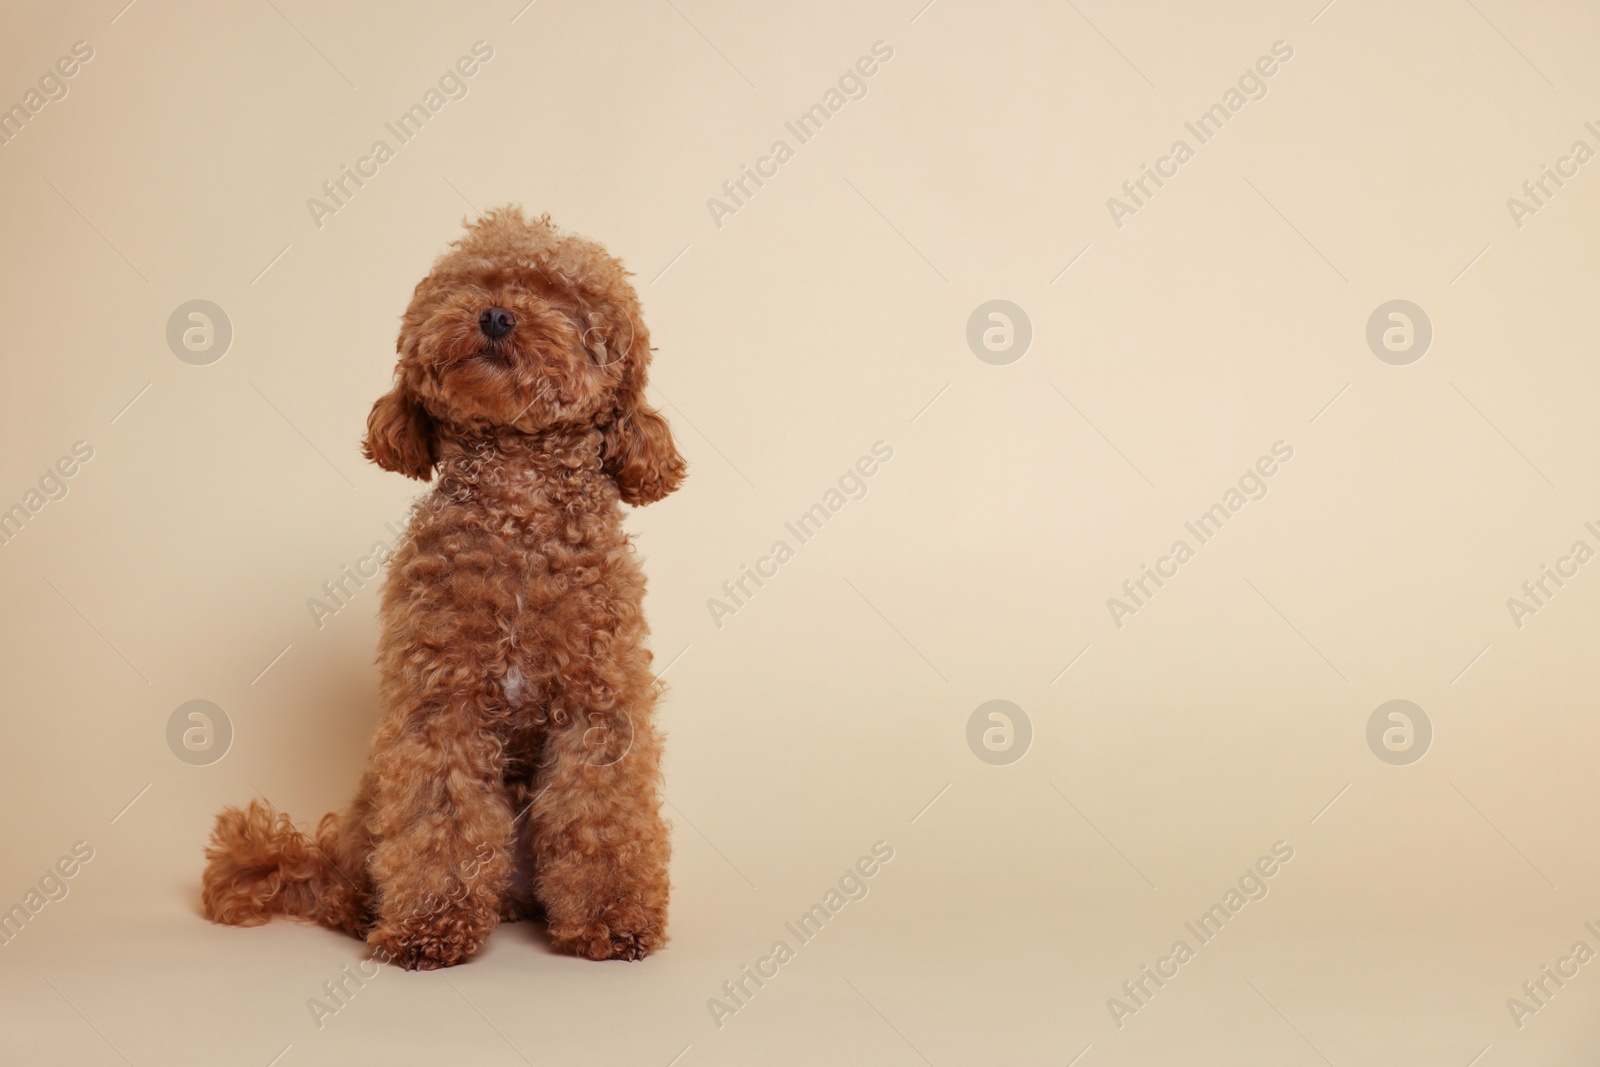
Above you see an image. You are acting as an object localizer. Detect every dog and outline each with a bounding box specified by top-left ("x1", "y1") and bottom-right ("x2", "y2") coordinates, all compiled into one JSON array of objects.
[{"x1": 201, "y1": 207, "x2": 685, "y2": 968}]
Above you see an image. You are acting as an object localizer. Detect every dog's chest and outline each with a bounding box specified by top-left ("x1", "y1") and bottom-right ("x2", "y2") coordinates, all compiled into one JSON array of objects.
[
  {"x1": 461, "y1": 505, "x2": 632, "y2": 693},
  {"x1": 500, "y1": 664, "x2": 530, "y2": 709}
]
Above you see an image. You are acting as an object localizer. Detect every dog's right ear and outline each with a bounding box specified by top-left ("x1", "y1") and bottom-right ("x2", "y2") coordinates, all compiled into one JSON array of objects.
[{"x1": 362, "y1": 383, "x2": 438, "y2": 480}]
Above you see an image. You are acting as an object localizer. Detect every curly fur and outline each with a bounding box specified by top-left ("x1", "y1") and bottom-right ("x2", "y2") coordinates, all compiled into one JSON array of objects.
[{"x1": 202, "y1": 207, "x2": 684, "y2": 968}]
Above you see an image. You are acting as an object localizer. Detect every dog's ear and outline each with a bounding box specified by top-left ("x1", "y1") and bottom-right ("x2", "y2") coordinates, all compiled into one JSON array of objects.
[
  {"x1": 362, "y1": 382, "x2": 438, "y2": 480},
  {"x1": 601, "y1": 347, "x2": 686, "y2": 506}
]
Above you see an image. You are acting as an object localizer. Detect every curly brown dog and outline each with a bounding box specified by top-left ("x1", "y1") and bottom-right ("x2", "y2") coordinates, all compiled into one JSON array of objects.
[{"x1": 201, "y1": 206, "x2": 684, "y2": 968}]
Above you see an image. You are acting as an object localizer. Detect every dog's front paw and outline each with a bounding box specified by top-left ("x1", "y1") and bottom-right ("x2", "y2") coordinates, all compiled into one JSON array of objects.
[
  {"x1": 550, "y1": 915, "x2": 666, "y2": 961},
  {"x1": 367, "y1": 910, "x2": 494, "y2": 970}
]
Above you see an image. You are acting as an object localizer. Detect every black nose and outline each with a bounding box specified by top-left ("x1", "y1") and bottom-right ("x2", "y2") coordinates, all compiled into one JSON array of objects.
[{"x1": 479, "y1": 307, "x2": 515, "y2": 339}]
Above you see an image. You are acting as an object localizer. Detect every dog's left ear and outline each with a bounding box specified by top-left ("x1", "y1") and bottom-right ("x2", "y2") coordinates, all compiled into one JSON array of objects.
[
  {"x1": 600, "y1": 321, "x2": 685, "y2": 505},
  {"x1": 362, "y1": 382, "x2": 438, "y2": 480}
]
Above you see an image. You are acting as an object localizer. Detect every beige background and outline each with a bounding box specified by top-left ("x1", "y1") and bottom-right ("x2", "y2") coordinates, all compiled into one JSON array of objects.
[{"x1": 3, "y1": 0, "x2": 1599, "y2": 1063}]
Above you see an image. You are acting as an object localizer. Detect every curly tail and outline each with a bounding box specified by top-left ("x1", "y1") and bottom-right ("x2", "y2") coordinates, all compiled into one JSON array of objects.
[{"x1": 202, "y1": 801, "x2": 367, "y2": 936}]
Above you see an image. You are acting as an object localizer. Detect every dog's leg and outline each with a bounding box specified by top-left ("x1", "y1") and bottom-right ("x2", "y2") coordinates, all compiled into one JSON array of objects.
[
  {"x1": 530, "y1": 670, "x2": 671, "y2": 961},
  {"x1": 361, "y1": 698, "x2": 514, "y2": 970}
]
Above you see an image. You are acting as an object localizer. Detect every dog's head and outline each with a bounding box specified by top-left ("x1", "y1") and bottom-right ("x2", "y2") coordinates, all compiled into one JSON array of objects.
[{"x1": 362, "y1": 206, "x2": 685, "y2": 506}]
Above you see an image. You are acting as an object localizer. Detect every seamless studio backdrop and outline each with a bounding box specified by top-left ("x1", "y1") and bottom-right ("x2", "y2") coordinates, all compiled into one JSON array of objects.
[{"x1": 4, "y1": 1, "x2": 1600, "y2": 1064}]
